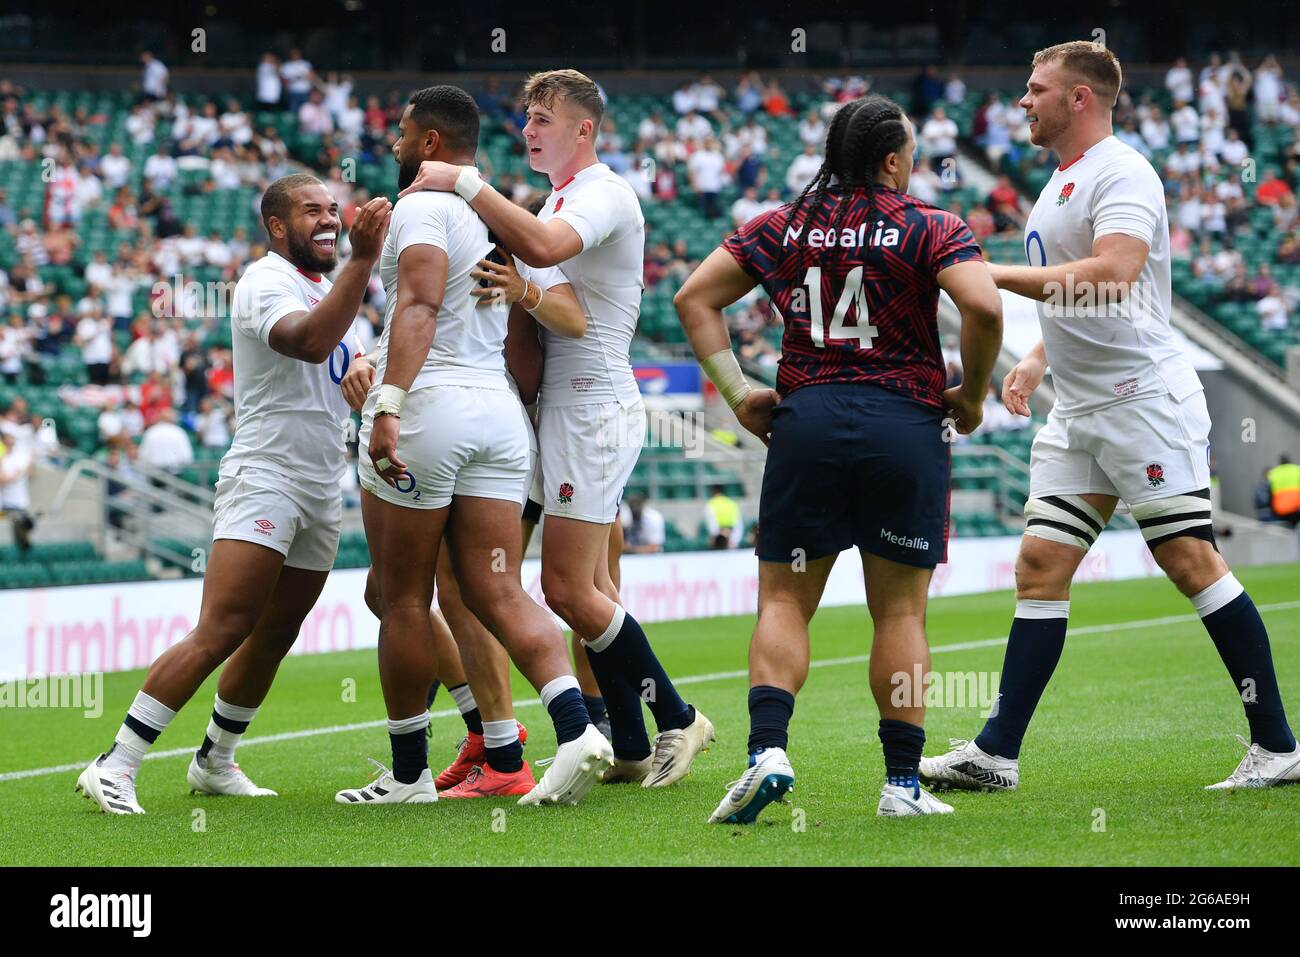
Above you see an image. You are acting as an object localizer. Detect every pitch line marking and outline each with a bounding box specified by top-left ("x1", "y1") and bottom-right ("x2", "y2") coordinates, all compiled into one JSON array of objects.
[{"x1": 3, "y1": 600, "x2": 1298, "y2": 784}]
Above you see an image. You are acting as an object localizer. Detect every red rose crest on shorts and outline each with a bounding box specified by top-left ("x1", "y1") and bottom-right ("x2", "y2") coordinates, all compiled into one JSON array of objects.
[
  {"x1": 1056, "y1": 182, "x2": 1075, "y2": 205},
  {"x1": 1145, "y1": 462, "x2": 1165, "y2": 489},
  {"x1": 557, "y1": 482, "x2": 574, "y2": 505}
]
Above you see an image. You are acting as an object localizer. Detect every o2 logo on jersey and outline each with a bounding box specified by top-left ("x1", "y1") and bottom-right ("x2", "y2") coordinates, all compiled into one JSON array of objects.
[
  {"x1": 394, "y1": 470, "x2": 421, "y2": 502},
  {"x1": 1025, "y1": 230, "x2": 1046, "y2": 268},
  {"x1": 328, "y1": 342, "x2": 351, "y2": 384}
]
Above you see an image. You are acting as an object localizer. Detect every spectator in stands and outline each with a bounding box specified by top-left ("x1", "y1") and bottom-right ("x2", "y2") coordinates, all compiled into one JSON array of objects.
[
  {"x1": 1170, "y1": 99, "x2": 1200, "y2": 145},
  {"x1": 139, "y1": 51, "x2": 168, "y2": 102},
  {"x1": 965, "y1": 202, "x2": 995, "y2": 242},
  {"x1": 920, "y1": 105, "x2": 959, "y2": 168},
  {"x1": 906, "y1": 158, "x2": 942, "y2": 205},
  {"x1": 688, "y1": 137, "x2": 726, "y2": 220},
  {"x1": 1166, "y1": 57, "x2": 1195, "y2": 105},
  {"x1": 280, "y1": 48, "x2": 314, "y2": 113},
  {"x1": 734, "y1": 73, "x2": 763, "y2": 115},
  {"x1": 672, "y1": 81, "x2": 697, "y2": 115},
  {"x1": 75, "y1": 304, "x2": 113, "y2": 386},
  {"x1": 1254, "y1": 55, "x2": 1284, "y2": 125},
  {"x1": 137, "y1": 407, "x2": 193, "y2": 473},
  {"x1": 1256, "y1": 169, "x2": 1295, "y2": 207},
  {"x1": 0, "y1": 313, "x2": 29, "y2": 385},
  {"x1": 786, "y1": 142, "x2": 822, "y2": 194},
  {"x1": 1257, "y1": 286, "x2": 1289, "y2": 331},
  {"x1": 256, "y1": 52, "x2": 282, "y2": 108},
  {"x1": 143, "y1": 141, "x2": 177, "y2": 192},
  {"x1": 912, "y1": 64, "x2": 944, "y2": 116},
  {"x1": 704, "y1": 484, "x2": 742, "y2": 549},
  {"x1": 762, "y1": 80, "x2": 792, "y2": 117},
  {"x1": 1254, "y1": 468, "x2": 1279, "y2": 522},
  {"x1": 798, "y1": 109, "x2": 826, "y2": 148},
  {"x1": 194, "y1": 395, "x2": 232, "y2": 451},
  {"x1": 1117, "y1": 118, "x2": 1150, "y2": 158},
  {"x1": 732, "y1": 185, "x2": 763, "y2": 228},
  {"x1": 298, "y1": 89, "x2": 333, "y2": 136},
  {"x1": 675, "y1": 108, "x2": 711, "y2": 144},
  {"x1": 621, "y1": 494, "x2": 665, "y2": 554}
]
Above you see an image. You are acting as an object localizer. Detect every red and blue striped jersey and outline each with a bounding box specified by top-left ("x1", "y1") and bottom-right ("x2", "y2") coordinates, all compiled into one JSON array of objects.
[{"x1": 723, "y1": 185, "x2": 982, "y2": 409}]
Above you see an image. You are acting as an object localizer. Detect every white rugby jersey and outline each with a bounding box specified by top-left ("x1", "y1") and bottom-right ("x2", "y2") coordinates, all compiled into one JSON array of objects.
[
  {"x1": 1023, "y1": 135, "x2": 1201, "y2": 416},
  {"x1": 375, "y1": 191, "x2": 508, "y2": 392},
  {"x1": 536, "y1": 162, "x2": 645, "y2": 408},
  {"x1": 223, "y1": 251, "x2": 356, "y2": 488}
]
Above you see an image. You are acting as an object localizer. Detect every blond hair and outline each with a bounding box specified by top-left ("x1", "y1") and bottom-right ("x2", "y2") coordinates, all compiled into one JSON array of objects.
[
  {"x1": 1032, "y1": 40, "x2": 1122, "y2": 108},
  {"x1": 522, "y1": 69, "x2": 604, "y2": 125}
]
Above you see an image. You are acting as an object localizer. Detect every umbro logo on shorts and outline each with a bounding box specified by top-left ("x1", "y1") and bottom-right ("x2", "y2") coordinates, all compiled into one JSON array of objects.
[{"x1": 253, "y1": 519, "x2": 276, "y2": 534}]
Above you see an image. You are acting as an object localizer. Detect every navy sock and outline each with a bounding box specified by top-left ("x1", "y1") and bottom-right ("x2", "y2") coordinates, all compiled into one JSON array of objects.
[
  {"x1": 594, "y1": 608, "x2": 693, "y2": 732},
  {"x1": 485, "y1": 739, "x2": 524, "y2": 774},
  {"x1": 976, "y1": 601, "x2": 1069, "y2": 760},
  {"x1": 389, "y1": 728, "x2": 428, "y2": 785},
  {"x1": 546, "y1": 687, "x2": 589, "y2": 746},
  {"x1": 1202, "y1": 590, "x2": 1296, "y2": 753},
  {"x1": 583, "y1": 645, "x2": 651, "y2": 760},
  {"x1": 461, "y1": 707, "x2": 484, "y2": 736},
  {"x1": 583, "y1": 694, "x2": 607, "y2": 726},
  {"x1": 879, "y1": 718, "x2": 925, "y2": 788},
  {"x1": 425, "y1": 680, "x2": 441, "y2": 709},
  {"x1": 747, "y1": 685, "x2": 795, "y2": 754}
]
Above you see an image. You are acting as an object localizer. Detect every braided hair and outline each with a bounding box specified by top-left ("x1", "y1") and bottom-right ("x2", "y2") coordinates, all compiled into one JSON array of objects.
[{"x1": 783, "y1": 94, "x2": 910, "y2": 260}]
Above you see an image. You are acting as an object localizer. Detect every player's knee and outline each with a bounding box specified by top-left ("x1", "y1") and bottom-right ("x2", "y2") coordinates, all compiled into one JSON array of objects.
[
  {"x1": 1014, "y1": 541, "x2": 1073, "y2": 599},
  {"x1": 363, "y1": 571, "x2": 384, "y2": 619},
  {"x1": 1150, "y1": 538, "x2": 1225, "y2": 596}
]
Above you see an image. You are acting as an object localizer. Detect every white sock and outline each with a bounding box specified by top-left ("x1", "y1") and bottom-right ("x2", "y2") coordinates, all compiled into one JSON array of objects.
[
  {"x1": 483, "y1": 718, "x2": 518, "y2": 750},
  {"x1": 449, "y1": 683, "x2": 477, "y2": 715},
  {"x1": 386, "y1": 713, "x2": 430, "y2": 736},
  {"x1": 580, "y1": 605, "x2": 626, "y2": 654},
  {"x1": 103, "y1": 691, "x2": 176, "y2": 772},
  {"x1": 1014, "y1": 599, "x2": 1071, "y2": 619},
  {"x1": 539, "y1": 674, "x2": 580, "y2": 708},
  {"x1": 1190, "y1": 572, "x2": 1244, "y2": 618},
  {"x1": 203, "y1": 696, "x2": 260, "y2": 768}
]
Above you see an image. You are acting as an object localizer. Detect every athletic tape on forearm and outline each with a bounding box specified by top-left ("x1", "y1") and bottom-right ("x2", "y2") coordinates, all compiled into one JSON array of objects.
[
  {"x1": 454, "y1": 166, "x2": 484, "y2": 202},
  {"x1": 701, "y1": 348, "x2": 751, "y2": 410},
  {"x1": 374, "y1": 383, "x2": 406, "y2": 417}
]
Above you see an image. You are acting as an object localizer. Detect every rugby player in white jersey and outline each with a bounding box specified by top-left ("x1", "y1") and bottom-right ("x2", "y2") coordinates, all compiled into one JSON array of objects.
[
  {"x1": 76, "y1": 174, "x2": 391, "y2": 814},
  {"x1": 333, "y1": 85, "x2": 611, "y2": 807},
  {"x1": 402, "y1": 69, "x2": 714, "y2": 788},
  {"x1": 340, "y1": 220, "x2": 589, "y2": 798},
  {"x1": 920, "y1": 42, "x2": 1298, "y2": 793}
]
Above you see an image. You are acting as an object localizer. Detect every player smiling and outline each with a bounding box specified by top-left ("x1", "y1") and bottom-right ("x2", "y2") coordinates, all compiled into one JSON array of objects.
[{"x1": 77, "y1": 175, "x2": 391, "y2": 814}]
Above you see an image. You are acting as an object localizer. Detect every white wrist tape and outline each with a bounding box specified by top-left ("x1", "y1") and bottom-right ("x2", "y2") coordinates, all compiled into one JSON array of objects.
[
  {"x1": 454, "y1": 166, "x2": 484, "y2": 202},
  {"x1": 374, "y1": 383, "x2": 407, "y2": 417},
  {"x1": 701, "y1": 348, "x2": 752, "y2": 410}
]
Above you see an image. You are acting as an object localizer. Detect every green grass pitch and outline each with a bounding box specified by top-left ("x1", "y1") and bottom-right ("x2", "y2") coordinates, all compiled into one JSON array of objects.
[{"x1": 2, "y1": 564, "x2": 1298, "y2": 866}]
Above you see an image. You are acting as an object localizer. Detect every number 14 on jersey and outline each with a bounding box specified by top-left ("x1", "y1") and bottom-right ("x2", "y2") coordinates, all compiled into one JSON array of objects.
[{"x1": 803, "y1": 265, "x2": 878, "y2": 350}]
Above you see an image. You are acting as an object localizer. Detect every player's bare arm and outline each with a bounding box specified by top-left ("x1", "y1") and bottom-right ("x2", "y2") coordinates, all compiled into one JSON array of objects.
[
  {"x1": 267, "y1": 196, "x2": 391, "y2": 362},
  {"x1": 503, "y1": 305, "x2": 543, "y2": 404},
  {"x1": 470, "y1": 247, "x2": 587, "y2": 337},
  {"x1": 368, "y1": 243, "x2": 448, "y2": 487},
  {"x1": 341, "y1": 355, "x2": 374, "y2": 412},
  {"x1": 399, "y1": 164, "x2": 584, "y2": 268},
  {"x1": 936, "y1": 258, "x2": 1004, "y2": 434},
  {"x1": 986, "y1": 232, "x2": 1148, "y2": 304},
  {"x1": 674, "y1": 245, "x2": 781, "y2": 446}
]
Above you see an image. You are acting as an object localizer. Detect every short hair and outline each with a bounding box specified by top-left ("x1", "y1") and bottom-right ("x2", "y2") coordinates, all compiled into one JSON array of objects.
[
  {"x1": 1032, "y1": 40, "x2": 1123, "y2": 108},
  {"x1": 408, "y1": 85, "x2": 480, "y2": 155},
  {"x1": 260, "y1": 172, "x2": 322, "y2": 230},
  {"x1": 522, "y1": 69, "x2": 604, "y2": 126}
]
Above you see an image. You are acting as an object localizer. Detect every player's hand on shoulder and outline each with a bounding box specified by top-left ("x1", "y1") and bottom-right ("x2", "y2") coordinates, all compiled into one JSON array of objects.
[
  {"x1": 735, "y1": 388, "x2": 780, "y2": 446},
  {"x1": 1001, "y1": 354, "x2": 1045, "y2": 417},
  {"x1": 367, "y1": 413, "x2": 407, "y2": 488},
  {"x1": 943, "y1": 385, "x2": 984, "y2": 436},
  {"x1": 397, "y1": 161, "x2": 461, "y2": 198},
  {"x1": 348, "y1": 197, "x2": 392, "y2": 264},
  {"x1": 341, "y1": 355, "x2": 375, "y2": 412},
  {"x1": 470, "y1": 245, "x2": 525, "y2": 308}
]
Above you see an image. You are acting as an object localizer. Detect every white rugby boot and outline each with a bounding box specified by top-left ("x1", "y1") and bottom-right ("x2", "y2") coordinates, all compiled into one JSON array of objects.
[
  {"x1": 707, "y1": 747, "x2": 795, "y2": 824},
  {"x1": 1205, "y1": 735, "x2": 1300, "y2": 790},
  {"x1": 187, "y1": 754, "x2": 277, "y2": 797},
  {"x1": 335, "y1": 759, "x2": 438, "y2": 805},
  {"x1": 878, "y1": 781, "x2": 955, "y2": 816},
  {"x1": 76, "y1": 754, "x2": 145, "y2": 815},
  {"x1": 517, "y1": 724, "x2": 614, "y2": 806},
  {"x1": 644, "y1": 709, "x2": 716, "y2": 788},
  {"x1": 919, "y1": 739, "x2": 1019, "y2": 792}
]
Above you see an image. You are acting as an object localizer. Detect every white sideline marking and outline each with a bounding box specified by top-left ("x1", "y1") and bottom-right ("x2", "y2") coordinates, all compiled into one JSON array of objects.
[{"x1": 4, "y1": 600, "x2": 1299, "y2": 784}]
